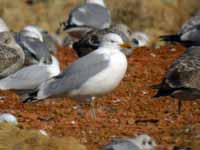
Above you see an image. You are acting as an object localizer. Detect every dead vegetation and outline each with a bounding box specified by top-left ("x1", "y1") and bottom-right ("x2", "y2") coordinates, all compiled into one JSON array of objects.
[{"x1": 0, "y1": 123, "x2": 87, "y2": 150}]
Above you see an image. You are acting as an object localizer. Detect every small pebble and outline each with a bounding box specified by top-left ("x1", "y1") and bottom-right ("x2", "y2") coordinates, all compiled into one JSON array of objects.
[
  {"x1": 0, "y1": 113, "x2": 18, "y2": 125},
  {"x1": 39, "y1": 129, "x2": 48, "y2": 136}
]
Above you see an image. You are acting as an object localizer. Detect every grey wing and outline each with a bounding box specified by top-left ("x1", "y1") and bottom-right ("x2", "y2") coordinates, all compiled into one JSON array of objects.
[
  {"x1": 68, "y1": 4, "x2": 111, "y2": 29},
  {"x1": 39, "y1": 52, "x2": 110, "y2": 98},
  {"x1": 42, "y1": 33, "x2": 57, "y2": 54},
  {"x1": 178, "y1": 13, "x2": 200, "y2": 34},
  {"x1": 17, "y1": 34, "x2": 52, "y2": 64},
  {"x1": 0, "y1": 65, "x2": 51, "y2": 90},
  {"x1": 0, "y1": 44, "x2": 22, "y2": 78},
  {"x1": 164, "y1": 47, "x2": 200, "y2": 89},
  {"x1": 180, "y1": 25, "x2": 200, "y2": 43},
  {"x1": 103, "y1": 139, "x2": 140, "y2": 150}
]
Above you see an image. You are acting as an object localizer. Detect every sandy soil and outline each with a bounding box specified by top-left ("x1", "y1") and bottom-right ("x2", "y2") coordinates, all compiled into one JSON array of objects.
[{"x1": 0, "y1": 45, "x2": 199, "y2": 150}]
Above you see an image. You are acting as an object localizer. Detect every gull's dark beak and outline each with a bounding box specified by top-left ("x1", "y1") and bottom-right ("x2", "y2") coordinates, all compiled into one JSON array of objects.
[{"x1": 120, "y1": 43, "x2": 132, "y2": 49}]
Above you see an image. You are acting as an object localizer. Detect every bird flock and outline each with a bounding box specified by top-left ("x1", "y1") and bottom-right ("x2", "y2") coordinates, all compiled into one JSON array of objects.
[{"x1": 0, "y1": 0, "x2": 199, "y2": 149}]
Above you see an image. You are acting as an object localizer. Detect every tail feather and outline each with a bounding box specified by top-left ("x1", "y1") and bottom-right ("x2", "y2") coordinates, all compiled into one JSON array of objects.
[
  {"x1": 150, "y1": 84, "x2": 173, "y2": 98},
  {"x1": 20, "y1": 90, "x2": 39, "y2": 103},
  {"x1": 160, "y1": 34, "x2": 180, "y2": 42},
  {"x1": 150, "y1": 84, "x2": 161, "y2": 89}
]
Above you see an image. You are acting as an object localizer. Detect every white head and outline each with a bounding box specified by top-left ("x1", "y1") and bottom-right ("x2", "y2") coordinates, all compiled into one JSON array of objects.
[
  {"x1": 85, "y1": 0, "x2": 106, "y2": 7},
  {"x1": 23, "y1": 25, "x2": 44, "y2": 42},
  {"x1": 0, "y1": 18, "x2": 9, "y2": 32},
  {"x1": 101, "y1": 33, "x2": 131, "y2": 50},
  {"x1": 130, "y1": 134, "x2": 156, "y2": 150},
  {"x1": 130, "y1": 32, "x2": 149, "y2": 47}
]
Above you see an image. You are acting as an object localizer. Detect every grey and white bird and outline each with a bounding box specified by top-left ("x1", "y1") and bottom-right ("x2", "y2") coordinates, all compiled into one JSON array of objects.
[
  {"x1": 22, "y1": 25, "x2": 58, "y2": 54},
  {"x1": 73, "y1": 24, "x2": 149, "y2": 57},
  {"x1": 103, "y1": 134, "x2": 156, "y2": 150},
  {"x1": 59, "y1": 0, "x2": 111, "y2": 39},
  {"x1": 22, "y1": 33, "x2": 130, "y2": 116},
  {"x1": 130, "y1": 32, "x2": 149, "y2": 47},
  {"x1": 152, "y1": 46, "x2": 200, "y2": 114},
  {"x1": 160, "y1": 11, "x2": 200, "y2": 47},
  {"x1": 0, "y1": 56, "x2": 60, "y2": 94},
  {"x1": 14, "y1": 26, "x2": 52, "y2": 66},
  {"x1": 0, "y1": 18, "x2": 25, "y2": 78}
]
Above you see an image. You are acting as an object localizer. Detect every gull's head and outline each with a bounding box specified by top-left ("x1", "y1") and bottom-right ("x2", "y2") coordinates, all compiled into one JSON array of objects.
[
  {"x1": 22, "y1": 25, "x2": 44, "y2": 42},
  {"x1": 113, "y1": 24, "x2": 131, "y2": 38},
  {"x1": 130, "y1": 32, "x2": 149, "y2": 47},
  {"x1": 0, "y1": 18, "x2": 9, "y2": 32},
  {"x1": 131, "y1": 134, "x2": 156, "y2": 150},
  {"x1": 85, "y1": 0, "x2": 106, "y2": 7},
  {"x1": 101, "y1": 33, "x2": 132, "y2": 50}
]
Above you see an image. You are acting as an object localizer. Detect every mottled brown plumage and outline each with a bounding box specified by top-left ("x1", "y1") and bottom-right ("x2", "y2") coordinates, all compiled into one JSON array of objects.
[
  {"x1": 0, "y1": 32, "x2": 25, "y2": 78},
  {"x1": 153, "y1": 46, "x2": 200, "y2": 113}
]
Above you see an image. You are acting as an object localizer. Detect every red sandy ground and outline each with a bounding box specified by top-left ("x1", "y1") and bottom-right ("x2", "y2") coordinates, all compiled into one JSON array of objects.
[{"x1": 0, "y1": 45, "x2": 199, "y2": 150}]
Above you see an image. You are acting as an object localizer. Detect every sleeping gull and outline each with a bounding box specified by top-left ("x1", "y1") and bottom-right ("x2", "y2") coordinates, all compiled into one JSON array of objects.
[
  {"x1": 103, "y1": 134, "x2": 156, "y2": 150},
  {"x1": 73, "y1": 24, "x2": 149, "y2": 57},
  {"x1": 21, "y1": 33, "x2": 130, "y2": 117},
  {"x1": 0, "y1": 18, "x2": 25, "y2": 78},
  {"x1": 0, "y1": 56, "x2": 60, "y2": 94},
  {"x1": 160, "y1": 11, "x2": 200, "y2": 47},
  {"x1": 152, "y1": 46, "x2": 200, "y2": 114},
  {"x1": 130, "y1": 32, "x2": 149, "y2": 47},
  {"x1": 22, "y1": 25, "x2": 58, "y2": 54},
  {"x1": 58, "y1": 0, "x2": 111, "y2": 38},
  {"x1": 14, "y1": 26, "x2": 52, "y2": 66}
]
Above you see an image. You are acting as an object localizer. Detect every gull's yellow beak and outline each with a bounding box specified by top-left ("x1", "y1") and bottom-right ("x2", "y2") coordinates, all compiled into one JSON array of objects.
[{"x1": 120, "y1": 43, "x2": 132, "y2": 49}]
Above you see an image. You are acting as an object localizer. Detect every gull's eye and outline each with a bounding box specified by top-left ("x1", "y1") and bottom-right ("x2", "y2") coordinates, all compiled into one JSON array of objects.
[
  {"x1": 110, "y1": 40, "x2": 115, "y2": 43},
  {"x1": 148, "y1": 141, "x2": 152, "y2": 145},
  {"x1": 132, "y1": 39, "x2": 139, "y2": 45}
]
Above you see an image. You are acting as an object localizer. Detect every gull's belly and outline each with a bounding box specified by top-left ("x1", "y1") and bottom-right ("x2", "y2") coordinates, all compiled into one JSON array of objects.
[{"x1": 72, "y1": 53, "x2": 127, "y2": 96}]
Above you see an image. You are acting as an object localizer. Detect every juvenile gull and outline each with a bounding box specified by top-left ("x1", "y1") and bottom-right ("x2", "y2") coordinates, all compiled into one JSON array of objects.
[
  {"x1": 152, "y1": 46, "x2": 200, "y2": 114},
  {"x1": 0, "y1": 56, "x2": 60, "y2": 93},
  {"x1": 14, "y1": 26, "x2": 52, "y2": 66},
  {"x1": 103, "y1": 134, "x2": 156, "y2": 150},
  {"x1": 73, "y1": 24, "x2": 149, "y2": 57},
  {"x1": 22, "y1": 33, "x2": 130, "y2": 116},
  {"x1": 59, "y1": 0, "x2": 111, "y2": 38},
  {"x1": 160, "y1": 11, "x2": 200, "y2": 47},
  {"x1": 0, "y1": 18, "x2": 25, "y2": 78}
]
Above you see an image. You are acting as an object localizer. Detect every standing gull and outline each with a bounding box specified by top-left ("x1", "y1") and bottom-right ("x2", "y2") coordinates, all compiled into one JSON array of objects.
[
  {"x1": 59, "y1": 0, "x2": 111, "y2": 38},
  {"x1": 160, "y1": 11, "x2": 200, "y2": 47},
  {"x1": 103, "y1": 134, "x2": 156, "y2": 150},
  {"x1": 22, "y1": 33, "x2": 130, "y2": 116},
  {"x1": 73, "y1": 24, "x2": 149, "y2": 57},
  {"x1": 152, "y1": 46, "x2": 200, "y2": 114},
  {"x1": 0, "y1": 18, "x2": 25, "y2": 78},
  {"x1": 14, "y1": 26, "x2": 52, "y2": 66}
]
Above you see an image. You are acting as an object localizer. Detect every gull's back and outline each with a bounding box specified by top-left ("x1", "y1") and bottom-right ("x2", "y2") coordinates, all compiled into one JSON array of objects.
[
  {"x1": 68, "y1": 3, "x2": 111, "y2": 29},
  {"x1": 103, "y1": 138, "x2": 140, "y2": 150}
]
